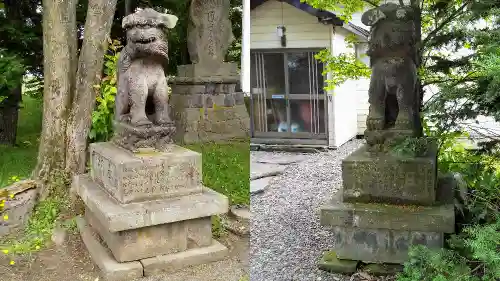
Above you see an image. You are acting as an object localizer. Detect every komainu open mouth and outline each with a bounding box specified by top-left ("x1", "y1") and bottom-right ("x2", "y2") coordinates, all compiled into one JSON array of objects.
[{"x1": 134, "y1": 37, "x2": 157, "y2": 44}]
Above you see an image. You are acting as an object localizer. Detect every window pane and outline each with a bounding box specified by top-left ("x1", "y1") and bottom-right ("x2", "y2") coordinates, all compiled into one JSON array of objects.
[
  {"x1": 250, "y1": 53, "x2": 285, "y2": 96},
  {"x1": 290, "y1": 99, "x2": 326, "y2": 134},
  {"x1": 250, "y1": 52, "x2": 288, "y2": 133},
  {"x1": 287, "y1": 52, "x2": 324, "y2": 95},
  {"x1": 250, "y1": 97, "x2": 287, "y2": 133}
]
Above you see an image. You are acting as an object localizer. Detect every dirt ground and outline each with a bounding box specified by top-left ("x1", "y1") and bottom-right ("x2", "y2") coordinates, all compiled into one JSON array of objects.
[{"x1": 0, "y1": 232, "x2": 249, "y2": 281}]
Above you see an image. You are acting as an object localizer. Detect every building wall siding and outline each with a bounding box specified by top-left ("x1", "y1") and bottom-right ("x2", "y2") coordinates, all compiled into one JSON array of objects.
[
  {"x1": 330, "y1": 28, "x2": 359, "y2": 147},
  {"x1": 250, "y1": 1, "x2": 331, "y2": 49}
]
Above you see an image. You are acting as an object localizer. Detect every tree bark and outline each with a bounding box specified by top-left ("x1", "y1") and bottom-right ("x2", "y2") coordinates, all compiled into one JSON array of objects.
[
  {"x1": 125, "y1": 0, "x2": 132, "y2": 15},
  {"x1": 34, "y1": 0, "x2": 78, "y2": 197},
  {"x1": 0, "y1": 84, "x2": 22, "y2": 145},
  {"x1": 65, "y1": 0, "x2": 118, "y2": 175}
]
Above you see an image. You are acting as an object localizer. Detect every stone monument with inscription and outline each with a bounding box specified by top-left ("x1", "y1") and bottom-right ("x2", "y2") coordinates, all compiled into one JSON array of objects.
[
  {"x1": 73, "y1": 9, "x2": 229, "y2": 281},
  {"x1": 170, "y1": 0, "x2": 250, "y2": 144},
  {"x1": 317, "y1": 3, "x2": 455, "y2": 273}
]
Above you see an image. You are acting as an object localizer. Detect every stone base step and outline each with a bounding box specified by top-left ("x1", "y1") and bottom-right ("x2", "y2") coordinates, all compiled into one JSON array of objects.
[
  {"x1": 74, "y1": 174, "x2": 228, "y2": 232},
  {"x1": 77, "y1": 217, "x2": 144, "y2": 281},
  {"x1": 318, "y1": 250, "x2": 404, "y2": 276},
  {"x1": 77, "y1": 217, "x2": 229, "y2": 281},
  {"x1": 320, "y1": 191, "x2": 455, "y2": 233},
  {"x1": 330, "y1": 226, "x2": 444, "y2": 264}
]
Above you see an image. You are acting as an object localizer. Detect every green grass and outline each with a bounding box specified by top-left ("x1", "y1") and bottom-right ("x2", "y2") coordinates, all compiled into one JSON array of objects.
[
  {"x1": 186, "y1": 140, "x2": 250, "y2": 206},
  {"x1": 0, "y1": 96, "x2": 42, "y2": 187}
]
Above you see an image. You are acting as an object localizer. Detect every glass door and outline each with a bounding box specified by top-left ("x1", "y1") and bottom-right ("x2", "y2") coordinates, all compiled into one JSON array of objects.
[
  {"x1": 287, "y1": 51, "x2": 327, "y2": 138},
  {"x1": 250, "y1": 49, "x2": 327, "y2": 139},
  {"x1": 251, "y1": 52, "x2": 288, "y2": 137}
]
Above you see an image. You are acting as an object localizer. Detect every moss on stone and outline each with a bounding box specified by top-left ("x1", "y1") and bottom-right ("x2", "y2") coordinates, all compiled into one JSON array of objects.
[{"x1": 318, "y1": 250, "x2": 359, "y2": 274}]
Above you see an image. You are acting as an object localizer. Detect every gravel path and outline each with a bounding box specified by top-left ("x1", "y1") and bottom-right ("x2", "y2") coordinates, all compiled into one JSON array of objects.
[{"x1": 250, "y1": 139, "x2": 365, "y2": 281}]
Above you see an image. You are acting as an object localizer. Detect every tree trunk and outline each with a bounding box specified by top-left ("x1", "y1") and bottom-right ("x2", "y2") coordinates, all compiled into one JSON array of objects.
[
  {"x1": 0, "y1": 107, "x2": 18, "y2": 145},
  {"x1": 65, "y1": 0, "x2": 118, "y2": 176},
  {"x1": 125, "y1": 0, "x2": 132, "y2": 15},
  {"x1": 0, "y1": 84, "x2": 21, "y2": 145},
  {"x1": 34, "y1": 0, "x2": 78, "y2": 197}
]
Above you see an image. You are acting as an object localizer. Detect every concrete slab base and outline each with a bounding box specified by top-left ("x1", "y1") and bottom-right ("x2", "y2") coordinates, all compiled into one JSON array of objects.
[
  {"x1": 141, "y1": 240, "x2": 229, "y2": 276},
  {"x1": 74, "y1": 174, "x2": 228, "y2": 232},
  {"x1": 320, "y1": 192, "x2": 455, "y2": 233},
  {"x1": 332, "y1": 226, "x2": 444, "y2": 264},
  {"x1": 78, "y1": 216, "x2": 229, "y2": 280},
  {"x1": 77, "y1": 217, "x2": 144, "y2": 281}
]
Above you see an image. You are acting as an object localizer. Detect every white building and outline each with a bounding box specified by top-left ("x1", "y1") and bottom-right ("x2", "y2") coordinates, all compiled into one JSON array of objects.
[
  {"x1": 245, "y1": 0, "x2": 500, "y2": 149},
  {"x1": 248, "y1": 0, "x2": 370, "y2": 148}
]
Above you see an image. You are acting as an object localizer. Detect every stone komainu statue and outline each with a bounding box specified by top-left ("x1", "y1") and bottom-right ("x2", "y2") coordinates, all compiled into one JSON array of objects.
[
  {"x1": 116, "y1": 8, "x2": 178, "y2": 127},
  {"x1": 362, "y1": 3, "x2": 421, "y2": 149}
]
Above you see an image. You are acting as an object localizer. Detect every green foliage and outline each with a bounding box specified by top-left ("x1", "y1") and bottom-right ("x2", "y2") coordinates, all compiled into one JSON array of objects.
[
  {"x1": 186, "y1": 140, "x2": 250, "y2": 206},
  {"x1": 89, "y1": 39, "x2": 122, "y2": 143},
  {"x1": 0, "y1": 96, "x2": 42, "y2": 187},
  {"x1": 0, "y1": 197, "x2": 65, "y2": 255},
  {"x1": 227, "y1": 39, "x2": 242, "y2": 67},
  {"x1": 22, "y1": 76, "x2": 44, "y2": 99},
  {"x1": 435, "y1": 133, "x2": 499, "y2": 225},
  {"x1": 390, "y1": 136, "x2": 432, "y2": 157},
  {"x1": 315, "y1": 48, "x2": 371, "y2": 91},
  {"x1": 464, "y1": 220, "x2": 500, "y2": 280},
  {"x1": 0, "y1": 49, "x2": 25, "y2": 105},
  {"x1": 0, "y1": 0, "x2": 43, "y2": 77},
  {"x1": 211, "y1": 215, "x2": 227, "y2": 239},
  {"x1": 397, "y1": 220, "x2": 500, "y2": 281},
  {"x1": 301, "y1": 0, "x2": 379, "y2": 21},
  {"x1": 397, "y1": 121, "x2": 499, "y2": 281},
  {"x1": 398, "y1": 245, "x2": 474, "y2": 281}
]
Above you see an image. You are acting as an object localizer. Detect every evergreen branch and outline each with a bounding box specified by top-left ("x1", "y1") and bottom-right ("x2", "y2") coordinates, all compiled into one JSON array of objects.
[
  {"x1": 422, "y1": 1, "x2": 471, "y2": 48},
  {"x1": 422, "y1": 75, "x2": 477, "y2": 87},
  {"x1": 362, "y1": 0, "x2": 378, "y2": 7}
]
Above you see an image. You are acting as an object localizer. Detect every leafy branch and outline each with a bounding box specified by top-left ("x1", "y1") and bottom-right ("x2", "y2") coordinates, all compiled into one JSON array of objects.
[
  {"x1": 315, "y1": 49, "x2": 371, "y2": 91},
  {"x1": 421, "y1": 1, "x2": 471, "y2": 48}
]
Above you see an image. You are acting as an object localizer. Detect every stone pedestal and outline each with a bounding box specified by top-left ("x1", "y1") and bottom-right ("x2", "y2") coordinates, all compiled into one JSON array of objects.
[
  {"x1": 170, "y1": 62, "x2": 250, "y2": 144},
  {"x1": 74, "y1": 142, "x2": 229, "y2": 281},
  {"x1": 341, "y1": 145, "x2": 437, "y2": 205},
  {"x1": 112, "y1": 121, "x2": 176, "y2": 152},
  {"x1": 319, "y1": 143, "x2": 455, "y2": 269}
]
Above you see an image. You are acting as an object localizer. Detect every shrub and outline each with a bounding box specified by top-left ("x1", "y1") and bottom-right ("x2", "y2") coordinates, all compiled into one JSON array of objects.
[
  {"x1": 397, "y1": 119, "x2": 500, "y2": 281},
  {"x1": 89, "y1": 39, "x2": 122, "y2": 142}
]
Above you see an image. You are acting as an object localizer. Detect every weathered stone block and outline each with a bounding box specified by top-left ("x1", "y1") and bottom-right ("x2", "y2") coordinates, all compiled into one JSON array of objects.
[
  {"x1": 331, "y1": 226, "x2": 444, "y2": 264},
  {"x1": 186, "y1": 217, "x2": 213, "y2": 247},
  {"x1": 317, "y1": 250, "x2": 359, "y2": 274},
  {"x1": 89, "y1": 142, "x2": 202, "y2": 204},
  {"x1": 177, "y1": 62, "x2": 238, "y2": 77},
  {"x1": 223, "y1": 94, "x2": 235, "y2": 107},
  {"x1": 0, "y1": 180, "x2": 38, "y2": 237},
  {"x1": 77, "y1": 217, "x2": 144, "y2": 281},
  {"x1": 320, "y1": 191, "x2": 454, "y2": 233},
  {"x1": 233, "y1": 92, "x2": 245, "y2": 105},
  {"x1": 73, "y1": 174, "x2": 229, "y2": 232},
  {"x1": 341, "y1": 144, "x2": 437, "y2": 205},
  {"x1": 86, "y1": 207, "x2": 188, "y2": 262},
  {"x1": 140, "y1": 241, "x2": 229, "y2": 276},
  {"x1": 171, "y1": 104, "x2": 249, "y2": 144}
]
